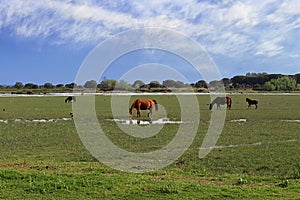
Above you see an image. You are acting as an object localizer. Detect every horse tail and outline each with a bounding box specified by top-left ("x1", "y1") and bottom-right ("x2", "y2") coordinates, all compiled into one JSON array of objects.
[
  {"x1": 152, "y1": 99, "x2": 158, "y2": 111},
  {"x1": 227, "y1": 97, "x2": 232, "y2": 109}
]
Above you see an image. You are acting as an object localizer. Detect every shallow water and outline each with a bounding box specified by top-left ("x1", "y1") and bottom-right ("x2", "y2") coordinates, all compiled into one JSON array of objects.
[
  {"x1": 230, "y1": 119, "x2": 300, "y2": 123},
  {"x1": 108, "y1": 118, "x2": 187, "y2": 125},
  {"x1": 230, "y1": 118, "x2": 247, "y2": 122},
  {"x1": 199, "y1": 139, "x2": 299, "y2": 150},
  {"x1": 0, "y1": 118, "x2": 72, "y2": 124},
  {"x1": 281, "y1": 120, "x2": 300, "y2": 123}
]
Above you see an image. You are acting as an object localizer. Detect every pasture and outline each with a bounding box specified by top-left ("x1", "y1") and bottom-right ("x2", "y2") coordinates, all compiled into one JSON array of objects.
[{"x1": 0, "y1": 94, "x2": 300, "y2": 199}]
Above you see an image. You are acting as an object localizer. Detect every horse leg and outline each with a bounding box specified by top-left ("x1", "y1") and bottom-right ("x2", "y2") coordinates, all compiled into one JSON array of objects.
[
  {"x1": 136, "y1": 104, "x2": 141, "y2": 118},
  {"x1": 148, "y1": 107, "x2": 153, "y2": 117},
  {"x1": 227, "y1": 102, "x2": 231, "y2": 110},
  {"x1": 137, "y1": 110, "x2": 141, "y2": 118}
]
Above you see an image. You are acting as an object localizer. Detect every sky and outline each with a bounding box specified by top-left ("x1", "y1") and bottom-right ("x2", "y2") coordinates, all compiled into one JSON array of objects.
[{"x1": 0, "y1": 0, "x2": 299, "y2": 85}]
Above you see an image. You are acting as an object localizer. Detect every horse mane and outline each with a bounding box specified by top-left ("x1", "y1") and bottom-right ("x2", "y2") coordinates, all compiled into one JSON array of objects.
[
  {"x1": 211, "y1": 98, "x2": 217, "y2": 104},
  {"x1": 129, "y1": 99, "x2": 138, "y2": 115},
  {"x1": 209, "y1": 97, "x2": 220, "y2": 110},
  {"x1": 246, "y1": 98, "x2": 257, "y2": 103},
  {"x1": 211, "y1": 97, "x2": 220, "y2": 105}
]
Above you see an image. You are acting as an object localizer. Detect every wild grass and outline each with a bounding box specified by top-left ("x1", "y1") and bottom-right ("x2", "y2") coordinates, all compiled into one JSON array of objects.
[{"x1": 0, "y1": 94, "x2": 300, "y2": 199}]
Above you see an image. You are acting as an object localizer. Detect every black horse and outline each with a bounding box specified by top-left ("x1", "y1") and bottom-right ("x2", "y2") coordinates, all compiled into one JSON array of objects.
[
  {"x1": 65, "y1": 96, "x2": 76, "y2": 103},
  {"x1": 246, "y1": 98, "x2": 258, "y2": 109}
]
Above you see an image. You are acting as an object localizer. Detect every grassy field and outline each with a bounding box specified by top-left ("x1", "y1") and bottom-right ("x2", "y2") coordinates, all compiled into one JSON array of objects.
[{"x1": 0, "y1": 94, "x2": 300, "y2": 199}]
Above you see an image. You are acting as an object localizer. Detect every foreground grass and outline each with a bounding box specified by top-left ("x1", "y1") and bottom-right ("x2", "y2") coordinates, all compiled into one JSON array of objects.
[
  {"x1": 1, "y1": 94, "x2": 300, "y2": 199},
  {"x1": 1, "y1": 164, "x2": 300, "y2": 199}
]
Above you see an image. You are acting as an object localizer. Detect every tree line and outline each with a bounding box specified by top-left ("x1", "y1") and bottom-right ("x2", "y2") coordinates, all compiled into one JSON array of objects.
[
  {"x1": 1, "y1": 72, "x2": 300, "y2": 92},
  {"x1": 225, "y1": 72, "x2": 300, "y2": 91}
]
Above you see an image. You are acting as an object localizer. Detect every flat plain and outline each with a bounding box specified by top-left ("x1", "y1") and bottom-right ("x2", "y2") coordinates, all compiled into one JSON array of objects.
[{"x1": 0, "y1": 94, "x2": 300, "y2": 199}]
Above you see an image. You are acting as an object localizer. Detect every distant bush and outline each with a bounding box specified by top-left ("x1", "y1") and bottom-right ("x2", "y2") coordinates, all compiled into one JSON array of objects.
[{"x1": 263, "y1": 76, "x2": 297, "y2": 91}]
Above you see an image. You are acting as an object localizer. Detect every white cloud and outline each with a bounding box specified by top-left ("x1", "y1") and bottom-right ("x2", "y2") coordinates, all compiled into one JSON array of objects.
[
  {"x1": 255, "y1": 39, "x2": 284, "y2": 57},
  {"x1": 280, "y1": 0, "x2": 300, "y2": 15},
  {"x1": 0, "y1": 0, "x2": 299, "y2": 59}
]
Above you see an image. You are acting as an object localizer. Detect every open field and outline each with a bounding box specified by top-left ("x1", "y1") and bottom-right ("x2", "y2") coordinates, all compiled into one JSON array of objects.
[{"x1": 1, "y1": 94, "x2": 300, "y2": 199}]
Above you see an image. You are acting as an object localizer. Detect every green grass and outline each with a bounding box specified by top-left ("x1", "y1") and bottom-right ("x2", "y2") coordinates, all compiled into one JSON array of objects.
[{"x1": 1, "y1": 94, "x2": 300, "y2": 199}]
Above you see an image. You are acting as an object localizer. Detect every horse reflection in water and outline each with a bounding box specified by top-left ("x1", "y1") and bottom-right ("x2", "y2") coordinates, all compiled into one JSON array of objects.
[
  {"x1": 129, "y1": 99, "x2": 158, "y2": 124},
  {"x1": 209, "y1": 97, "x2": 232, "y2": 110}
]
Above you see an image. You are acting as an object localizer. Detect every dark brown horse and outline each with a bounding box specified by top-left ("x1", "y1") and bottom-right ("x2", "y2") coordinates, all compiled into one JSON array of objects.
[
  {"x1": 65, "y1": 96, "x2": 76, "y2": 103},
  {"x1": 209, "y1": 97, "x2": 232, "y2": 110},
  {"x1": 129, "y1": 99, "x2": 158, "y2": 117},
  {"x1": 246, "y1": 98, "x2": 258, "y2": 109}
]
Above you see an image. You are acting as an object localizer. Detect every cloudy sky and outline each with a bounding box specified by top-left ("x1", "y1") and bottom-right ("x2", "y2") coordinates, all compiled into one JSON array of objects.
[{"x1": 0, "y1": 0, "x2": 299, "y2": 85}]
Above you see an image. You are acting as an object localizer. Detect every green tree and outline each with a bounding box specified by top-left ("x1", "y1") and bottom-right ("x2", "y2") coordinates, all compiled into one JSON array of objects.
[
  {"x1": 278, "y1": 76, "x2": 297, "y2": 91},
  {"x1": 162, "y1": 80, "x2": 176, "y2": 88},
  {"x1": 43, "y1": 82, "x2": 54, "y2": 89},
  {"x1": 24, "y1": 83, "x2": 38, "y2": 89},
  {"x1": 14, "y1": 82, "x2": 23, "y2": 89},
  {"x1": 149, "y1": 81, "x2": 162, "y2": 88},
  {"x1": 194, "y1": 80, "x2": 207, "y2": 88},
  {"x1": 132, "y1": 80, "x2": 145, "y2": 89},
  {"x1": 294, "y1": 73, "x2": 300, "y2": 84},
  {"x1": 65, "y1": 83, "x2": 77, "y2": 89},
  {"x1": 115, "y1": 80, "x2": 132, "y2": 90},
  {"x1": 84, "y1": 80, "x2": 98, "y2": 88},
  {"x1": 56, "y1": 84, "x2": 65, "y2": 88},
  {"x1": 174, "y1": 81, "x2": 185, "y2": 88},
  {"x1": 263, "y1": 81, "x2": 276, "y2": 91},
  {"x1": 98, "y1": 79, "x2": 117, "y2": 91},
  {"x1": 263, "y1": 76, "x2": 297, "y2": 91},
  {"x1": 222, "y1": 78, "x2": 231, "y2": 88},
  {"x1": 209, "y1": 80, "x2": 224, "y2": 89}
]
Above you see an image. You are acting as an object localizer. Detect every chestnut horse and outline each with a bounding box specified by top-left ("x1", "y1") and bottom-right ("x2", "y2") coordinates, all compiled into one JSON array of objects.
[
  {"x1": 246, "y1": 98, "x2": 258, "y2": 109},
  {"x1": 209, "y1": 97, "x2": 232, "y2": 110},
  {"x1": 129, "y1": 99, "x2": 158, "y2": 118}
]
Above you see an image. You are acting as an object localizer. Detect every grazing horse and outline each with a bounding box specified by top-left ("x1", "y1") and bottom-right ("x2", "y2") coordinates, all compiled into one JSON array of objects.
[
  {"x1": 65, "y1": 96, "x2": 76, "y2": 103},
  {"x1": 129, "y1": 99, "x2": 158, "y2": 118},
  {"x1": 246, "y1": 98, "x2": 258, "y2": 109},
  {"x1": 209, "y1": 97, "x2": 232, "y2": 110}
]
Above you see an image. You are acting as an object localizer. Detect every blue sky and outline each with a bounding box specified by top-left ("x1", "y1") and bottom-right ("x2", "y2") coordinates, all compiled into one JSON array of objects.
[{"x1": 0, "y1": 0, "x2": 299, "y2": 85}]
